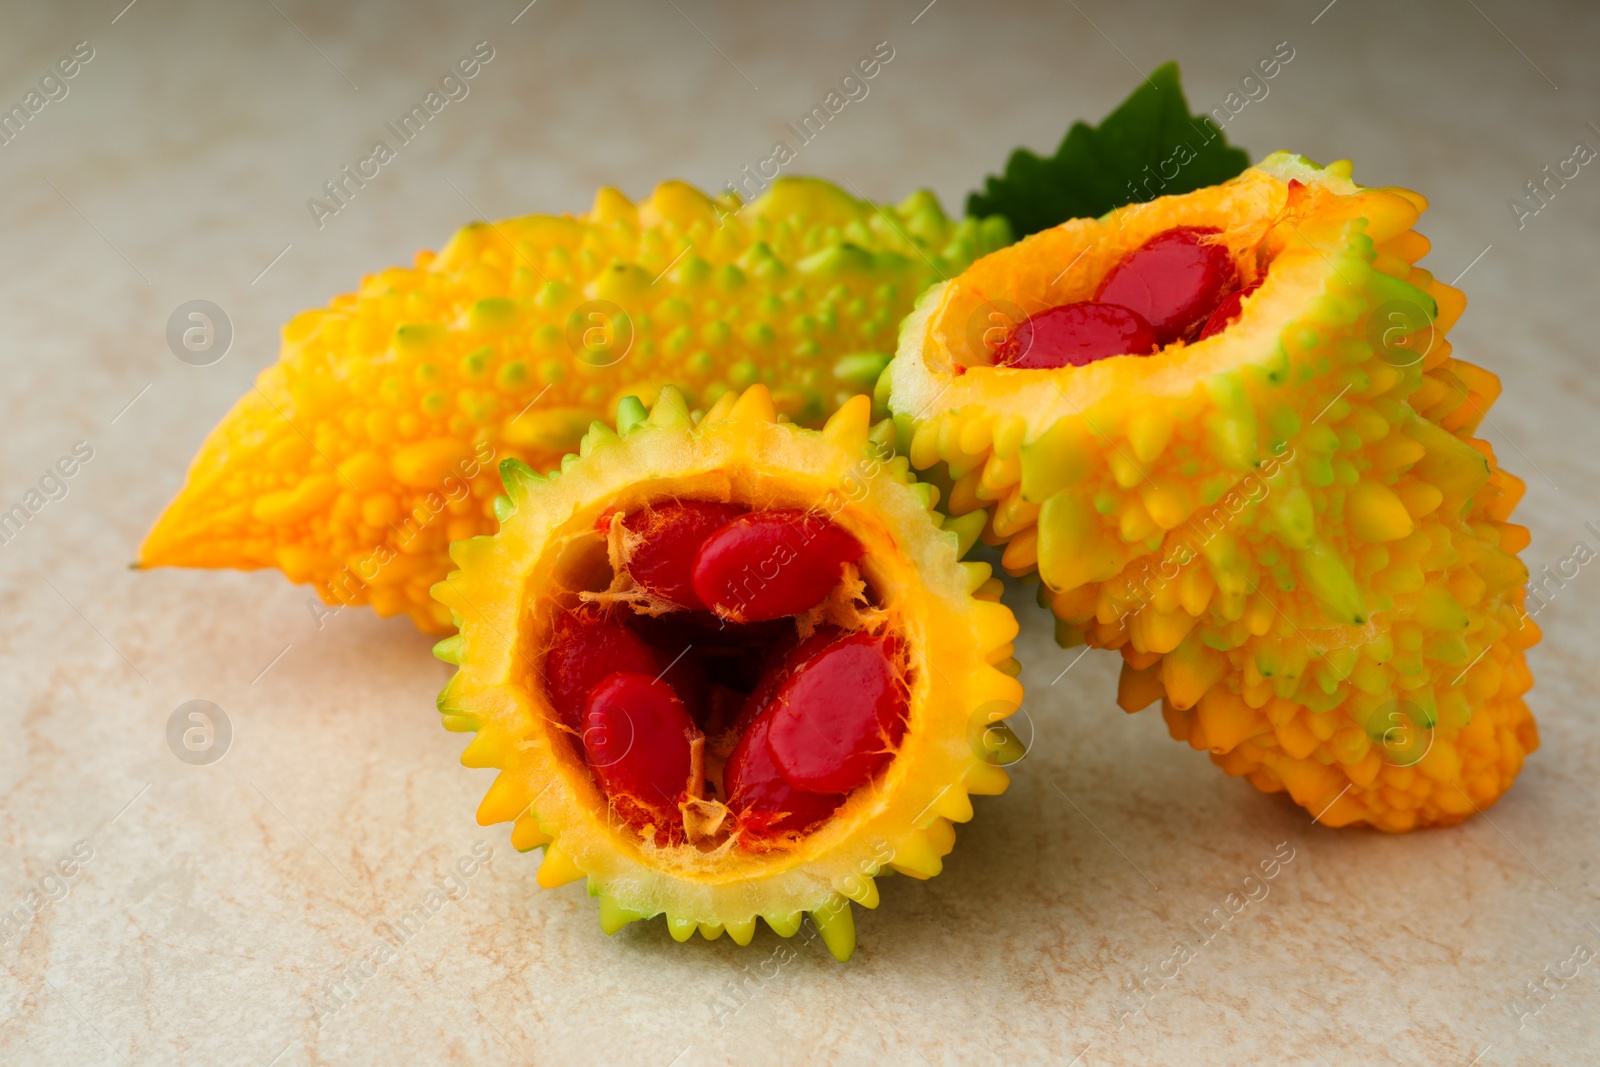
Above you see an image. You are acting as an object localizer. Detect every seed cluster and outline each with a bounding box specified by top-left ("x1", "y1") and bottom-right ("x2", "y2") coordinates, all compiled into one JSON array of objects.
[
  {"x1": 994, "y1": 225, "x2": 1244, "y2": 368},
  {"x1": 546, "y1": 499, "x2": 908, "y2": 849}
]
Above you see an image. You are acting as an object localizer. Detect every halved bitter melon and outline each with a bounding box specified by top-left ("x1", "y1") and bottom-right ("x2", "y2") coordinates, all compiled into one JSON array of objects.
[
  {"x1": 140, "y1": 179, "x2": 1010, "y2": 631},
  {"x1": 431, "y1": 385, "x2": 1023, "y2": 959},
  {"x1": 887, "y1": 151, "x2": 1538, "y2": 830}
]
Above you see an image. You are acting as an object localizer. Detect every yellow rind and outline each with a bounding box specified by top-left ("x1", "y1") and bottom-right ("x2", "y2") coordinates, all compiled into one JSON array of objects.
[
  {"x1": 889, "y1": 152, "x2": 1538, "y2": 830},
  {"x1": 141, "y1": 178, "x2": 1010, "y2": 632},
  {"x1": 432, "y1": 385, "x2": 1023, "y2": 959}
]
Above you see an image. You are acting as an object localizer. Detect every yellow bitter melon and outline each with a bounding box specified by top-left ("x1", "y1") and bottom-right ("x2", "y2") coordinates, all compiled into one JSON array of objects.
[
  {"x1": 887, "y1": 152, "x2": 1537, "y2": 830},
  {"x1": 431, "y1": 385, "x2": 1024, "y2": 959},
  {"x1": 141, "y1": 179, "x2": 1009, "y2": 631}
]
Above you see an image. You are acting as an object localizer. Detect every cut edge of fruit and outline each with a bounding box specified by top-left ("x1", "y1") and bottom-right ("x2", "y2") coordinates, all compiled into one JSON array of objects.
[
  {"x1": 432, "y1": 387, "x2": 1023, "y2": 958},
  {"x1": 886, "y1": 151, "x2": 1441, "y2": 439}
]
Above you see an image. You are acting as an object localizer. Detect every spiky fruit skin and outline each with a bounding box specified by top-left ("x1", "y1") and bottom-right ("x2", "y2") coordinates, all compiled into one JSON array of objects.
[
  {"x1": 429, "y1": 385, "x2": 1023, "y2": 960},
  {"x1": 140, "y1": 179, "x2": 1011, "y2": 632},
  {"x1": 888, "y1": 152, "x2": 1538, "y2": 831}
]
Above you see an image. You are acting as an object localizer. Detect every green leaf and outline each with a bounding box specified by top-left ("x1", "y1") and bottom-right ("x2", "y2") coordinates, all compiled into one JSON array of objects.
[{"x1": 967, "y1": 61, "x2": 1250, "y2": 237}]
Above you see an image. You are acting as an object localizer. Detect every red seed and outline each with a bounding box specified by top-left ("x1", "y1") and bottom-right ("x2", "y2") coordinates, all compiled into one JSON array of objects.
[
  {"x1": 1198, "y1": 282, "x2": 1262, "y2": 340},
  {"x1": 1095, "y1": 226, "x2": 1238, "y2": 345},
  {"x1": 725, "y1": 713, "x2": 844, "y2": 836},
  {"x1": 623, "y1": 501, "x2": 748, "y2": 610},
  {"x1": 729, "y1": 627, "x2": 840, "y2": 739},
  {"x1": 582, "y1": 671, "x2": 698, "y2": 810},
  {"x1": 544, "y1": 606, "x2": 661, "y2": 734},
  {"x1": 765, "y1": 632, "x2": 907, "y2": 794},
  {"x1": 995, "y1": 301, "x2": 1158, "y2": 369},
  {"x1": 691, "y1": 510, "x2": 864, "y2": 623}
]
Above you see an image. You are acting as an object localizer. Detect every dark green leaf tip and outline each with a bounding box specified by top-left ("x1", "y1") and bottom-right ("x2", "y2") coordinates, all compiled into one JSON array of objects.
[{"x1": 967, "y1": 61, "x2": 1251, "y2": 237}]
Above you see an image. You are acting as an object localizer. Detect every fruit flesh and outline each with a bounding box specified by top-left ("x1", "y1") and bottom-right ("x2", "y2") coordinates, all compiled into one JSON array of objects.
[
  {"x1": 729, "y1": 626, "x2": 837, "y2": 737},
  {"x1": 1199, "y1": 282, "x2": 1262, "y2": 340},
  {"x1": 994, "y1": 226, "x2": 1247, "y2": 370},
  {"x1": 887, "y1": 153, "x2": 1538, "y2": 831},
  {"x1": 725, "y1": 714, "x2": 845, "y2": 836},
  {"x1": 140, "y1": 179, "x2": 1012, "y2": 633}
]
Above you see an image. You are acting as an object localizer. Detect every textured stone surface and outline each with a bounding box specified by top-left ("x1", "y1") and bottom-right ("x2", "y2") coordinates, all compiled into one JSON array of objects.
[{"x1": 0, "y1": 1, "x2": 1596, "y2": 1064}]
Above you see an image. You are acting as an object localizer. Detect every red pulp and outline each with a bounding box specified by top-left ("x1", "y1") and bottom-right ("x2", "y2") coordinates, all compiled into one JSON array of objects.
[
  {"x1": 725, "y1": 714, "x2": 845, "y2": 836},
  {"x1": 622, "y1": 500, "x2": 748, "y2": 610},
  {"x1": 1198, "y1": 281, "x2": 1262, "y2": 340},
  {"x1": 581, "y1": 671, "x2": 698, "y2": 812},
  {"x1": 545, "y1": 606, "x2": 662, "y2": 733},
  {"x1": 1094, "y1": 226, "x2": 1238, "y2": 345},
  {"x1": 550, "y1": 503, "x2": 907, "y2": 846},
  {"x1": 765, "y1": 632, "x2": 907, "y2": 794},
  {"x1": 995, "y1": 301, "x2": 1158, "y2": 369},
  {"x1": 691, "y1": 509, "x2": 864, "y2": 623}
]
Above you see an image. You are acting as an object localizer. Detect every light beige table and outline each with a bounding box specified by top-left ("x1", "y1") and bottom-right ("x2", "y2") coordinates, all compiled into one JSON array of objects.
[{"x1": 2, "y1": 1, "x2": 1595, "y2": 1064}]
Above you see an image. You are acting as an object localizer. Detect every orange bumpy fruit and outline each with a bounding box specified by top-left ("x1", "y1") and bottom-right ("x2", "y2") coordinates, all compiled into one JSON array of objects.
[
  {"x1": 432, "y1": 386, "x2": 1024, "y2": 958},
  {"x1": 141, "y1": 179, "x2": 1009, "y2": 631},
  {"x1": 887, "y1": 152, "x2": 1537, "y2": 831}
]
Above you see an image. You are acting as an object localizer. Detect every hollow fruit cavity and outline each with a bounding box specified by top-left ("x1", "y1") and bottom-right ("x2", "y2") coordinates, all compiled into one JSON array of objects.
[
  {"x1": 994, "y1": 226, "x2": 1250, "y2": 369},
  {"x1": 540, "y1": 499, "x2": 910, "y2": 850}
]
